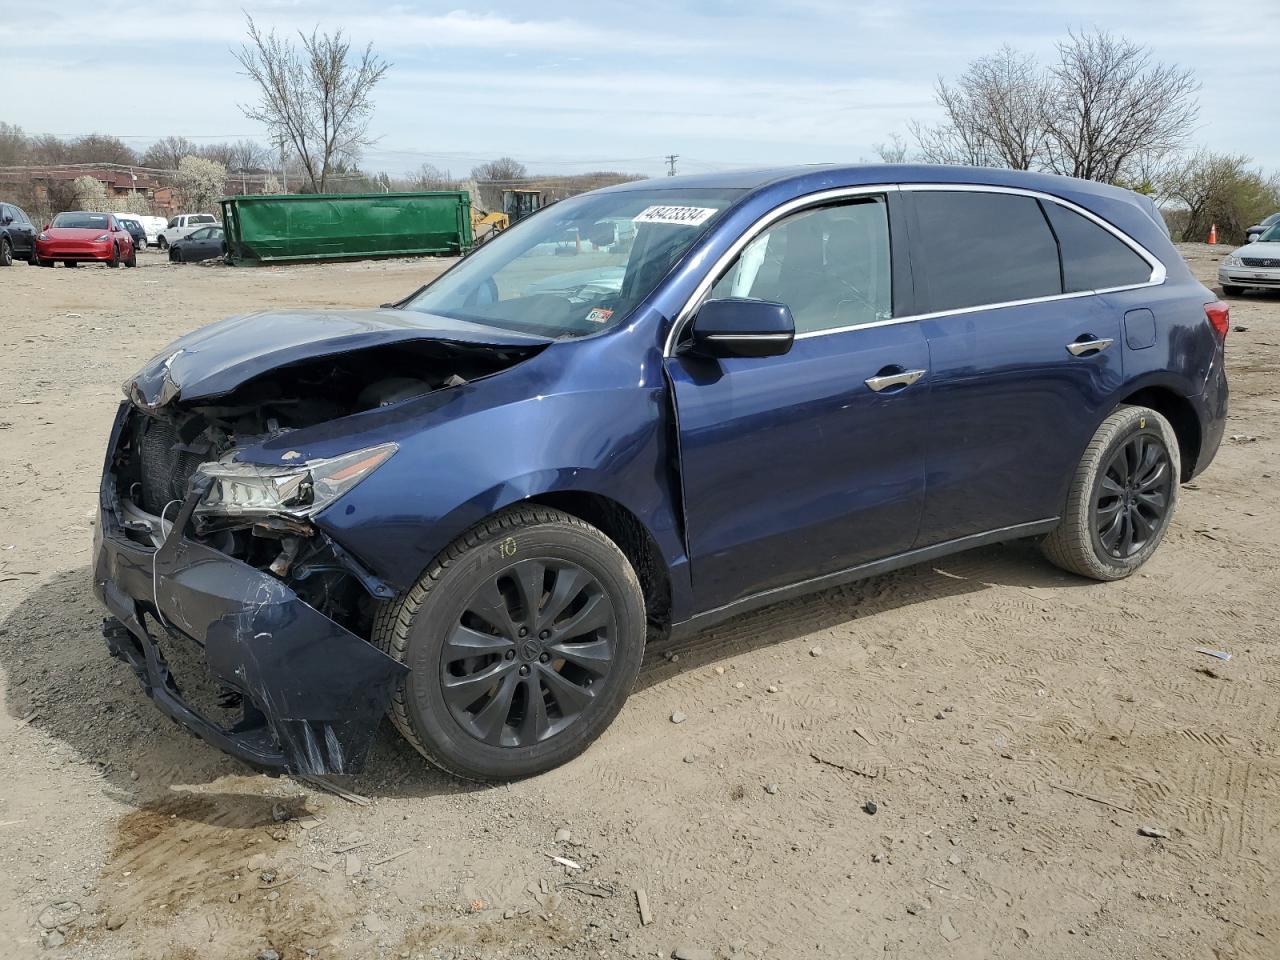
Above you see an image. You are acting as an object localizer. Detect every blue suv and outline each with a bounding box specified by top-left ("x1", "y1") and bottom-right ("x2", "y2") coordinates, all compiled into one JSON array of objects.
[{"x1": 94, "y1": 165, "x2": 1229, "y2": 781}]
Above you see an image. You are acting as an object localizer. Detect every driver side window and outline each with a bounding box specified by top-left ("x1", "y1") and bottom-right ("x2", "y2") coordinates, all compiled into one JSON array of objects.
[{"x1": 710, "y1": 197, "x2": 892, "y2": 334}]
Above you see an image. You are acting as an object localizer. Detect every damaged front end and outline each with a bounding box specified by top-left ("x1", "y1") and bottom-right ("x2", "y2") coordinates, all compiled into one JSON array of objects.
[{"x1": 94, "y1": 317, "x2": 545, "y2": 775}]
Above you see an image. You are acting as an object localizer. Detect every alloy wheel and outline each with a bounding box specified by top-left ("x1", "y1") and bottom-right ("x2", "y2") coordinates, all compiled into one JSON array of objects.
[
  {"x1": 1094, "y1": 432, "x2": 1172, "y2": 559},
  {"x1": 441, "y1": 558, "x2": 616, "y2": 748}
]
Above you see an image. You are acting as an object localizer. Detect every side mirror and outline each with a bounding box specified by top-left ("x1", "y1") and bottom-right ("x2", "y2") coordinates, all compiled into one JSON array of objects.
[
  {"x1": 687, "y1": 298, "x2": 795, "y2": 359},
  {"x1": 1, "y1": 216, "x2": 11, "y2": 225},
  {"x1": 43, "y1": 223, "x2": 51, "y2": 231},
  {"x1": 1247, "y1": 234, "x2": 1259, "y2": 243}
]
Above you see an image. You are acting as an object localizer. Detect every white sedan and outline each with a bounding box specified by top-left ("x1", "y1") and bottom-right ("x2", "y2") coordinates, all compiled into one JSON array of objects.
[{"x1": 1219, "y1": 221, "x2": 1280, "y2": 295}]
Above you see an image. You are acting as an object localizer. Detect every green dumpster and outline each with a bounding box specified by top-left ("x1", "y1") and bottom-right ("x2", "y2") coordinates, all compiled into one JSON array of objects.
[{"x1": 219, "y1": 191, "x2": 473, "y2": 265}]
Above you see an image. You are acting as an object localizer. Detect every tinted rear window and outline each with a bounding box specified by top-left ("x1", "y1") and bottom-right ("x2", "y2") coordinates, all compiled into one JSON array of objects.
[
  {"x1": 913, "y1": 191, "x2": 1061, "y2": 312},
  {"x1": 1042, "y1": 201, "x2": 1152, "y2": 291}
]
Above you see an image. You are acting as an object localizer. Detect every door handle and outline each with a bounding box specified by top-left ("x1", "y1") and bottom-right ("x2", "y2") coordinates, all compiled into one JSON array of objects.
[
  {"x1": 1066, "y1": 337, "x2": 1115, "y2": 357},
  {"x1": 865, "y1": 368, "x2": 926, "y2": 392}
]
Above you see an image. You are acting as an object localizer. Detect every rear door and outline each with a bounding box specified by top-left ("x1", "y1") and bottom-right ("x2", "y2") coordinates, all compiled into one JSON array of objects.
[
  {"x1": 905, "y1": 188, "x2": 1137, "y2": 544},
  {"x1": 666, "y1": 192, "x2": 932, "y2": 611}
]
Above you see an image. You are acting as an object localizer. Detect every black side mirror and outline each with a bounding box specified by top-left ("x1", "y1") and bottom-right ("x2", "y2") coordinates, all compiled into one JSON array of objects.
[
  {"x1": 1, "y1": 216, "x2": 11, "y2": 225},
  {"x1": 687, "y1": 298, "x2": 795, "y2": 359}
]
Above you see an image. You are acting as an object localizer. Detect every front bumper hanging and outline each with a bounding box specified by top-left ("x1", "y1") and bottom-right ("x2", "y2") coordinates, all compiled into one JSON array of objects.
[{"x1": 94, "y1": 448, "x2": 407, "y2": 776}]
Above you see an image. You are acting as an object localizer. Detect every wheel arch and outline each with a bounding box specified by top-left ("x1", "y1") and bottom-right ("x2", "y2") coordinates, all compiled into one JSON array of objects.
[
  {"x1": 1116, "y1": 384, "x2": 1202, "y2": 481},
  {"x1": 521, "y1": 490, "x2": 673, "y2": 631}
]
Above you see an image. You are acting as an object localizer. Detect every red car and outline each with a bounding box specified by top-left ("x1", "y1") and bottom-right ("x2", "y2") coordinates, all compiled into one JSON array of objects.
[{"x1": 36, "y1": 211, "x2": 136, "y2": 268}]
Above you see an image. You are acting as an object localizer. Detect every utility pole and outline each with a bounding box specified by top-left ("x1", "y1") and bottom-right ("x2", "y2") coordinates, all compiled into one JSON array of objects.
[{"x1": 665, "y1": 154, "x2": 679, "y2": 177}]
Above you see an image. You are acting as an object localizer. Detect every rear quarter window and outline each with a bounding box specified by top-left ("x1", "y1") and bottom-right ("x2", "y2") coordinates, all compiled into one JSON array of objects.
[
  {"x1": 913, "y1": 191, "x2": 1061, "y2": 312},
  {"x1": 1041, "y1": 201, "x2": 1155, "y2": 291}
]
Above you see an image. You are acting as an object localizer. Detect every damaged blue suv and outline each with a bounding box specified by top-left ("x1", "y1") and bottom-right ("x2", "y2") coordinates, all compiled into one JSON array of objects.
[{"x1": 95, "y1": 165, "x2": 1229, "y2": 781}]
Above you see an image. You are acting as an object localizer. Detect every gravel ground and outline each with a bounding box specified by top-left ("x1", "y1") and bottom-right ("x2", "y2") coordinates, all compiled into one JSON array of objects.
[{"x1": 0, "y1": 243, "x2": 1276, "y2": 960}]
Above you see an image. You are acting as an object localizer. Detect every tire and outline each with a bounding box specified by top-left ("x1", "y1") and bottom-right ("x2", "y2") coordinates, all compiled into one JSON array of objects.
[
  {"x1": 64, "y1": 261, "x2": 77, "y2": 268},
  {"x1": 373, "y1": 505, "x2": 646, "y2": 781},
  {"x1": 1041, "y1": 405, "x2": 1180, "y2": 581},
  {"x1": 171, "y1": 248, "x2": 182, "y2": 263},
  {"x1": 38, "y1": 258, "x2": 53, "y2": 267},
  {"x1": 1222, "y1": 284, "x2": 1244, "y2": 296},
  {"x1": 0, "y1": 238, "x2": 11, "y2": 267},
  {"x1": 158, "y1": 236, "x2": 168, "y2": 251},
  {"x1": 106, "y1": 244, "x2": 119, "y2": 269},
  {"x1": 125, "y1": 246, "x2": 137, "y2": 267}
]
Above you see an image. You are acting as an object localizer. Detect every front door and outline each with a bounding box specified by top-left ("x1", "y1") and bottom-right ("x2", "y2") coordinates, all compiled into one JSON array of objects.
[{"x1": 666, "y1": 194, "x2": 931, "y2": 612}]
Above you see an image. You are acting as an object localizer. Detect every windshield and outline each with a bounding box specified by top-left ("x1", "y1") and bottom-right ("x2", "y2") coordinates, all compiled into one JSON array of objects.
[
  {"x1": 191, "y1": 214, "x2": 216, "y2": 224},
  {"x1": 1261, "y1": 223, "x2": 1280, "y2": 243},
  {"x1": 53, "y1": 212, "x2": 110, "y2": 230},
  {"x1": 403, "y1": 187, "x2": 745, "y2": 338}
]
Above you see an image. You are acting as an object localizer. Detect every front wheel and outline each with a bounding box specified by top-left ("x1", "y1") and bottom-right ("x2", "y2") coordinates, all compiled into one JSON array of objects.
[
  {"x1": 106, "y1": 244, "x2": 119, "y2": 268},
  {"x1": 1041, "y1": 405, "x2": 1179, "y2": 580},
  {"x1": 1222, "y1": 284, "x2": 1244, "y2": 296},
  {"x1": 0, "y1": 238, "x2": 11, "y2": 266},
  {"x1": 158, "y1": 236, "x2": 168, "y2": 251},
  {"x1": 373, "y1": 506, "x2": 646, "y2": 781},
  {"x1": 125, "y1": 245, "x2": 137, "y2": 267}
]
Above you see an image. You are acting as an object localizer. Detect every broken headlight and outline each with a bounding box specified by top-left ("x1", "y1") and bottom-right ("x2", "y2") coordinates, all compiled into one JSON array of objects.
[{"x1": 195, "y1": 442, "x2": 397, "y2": 519}]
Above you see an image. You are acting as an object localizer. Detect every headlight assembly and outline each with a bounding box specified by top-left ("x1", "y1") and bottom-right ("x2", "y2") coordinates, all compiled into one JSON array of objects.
[
  {"x1": 1223, "y1": 254, "x2": 1243, "y2": 267},
  {"x1": 195, "y1": 442, "x2": 397, "y2": 519}
]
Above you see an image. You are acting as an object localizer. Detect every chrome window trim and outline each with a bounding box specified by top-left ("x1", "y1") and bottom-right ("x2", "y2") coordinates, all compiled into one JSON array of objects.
[{"x1": 664, "y1": 181, "x2": 1166, "y2": 357}]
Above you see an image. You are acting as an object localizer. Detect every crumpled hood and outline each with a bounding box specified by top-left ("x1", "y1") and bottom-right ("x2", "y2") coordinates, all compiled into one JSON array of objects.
[{"x1": 125, "y1": 308, "x2": 550, "y2": 410}]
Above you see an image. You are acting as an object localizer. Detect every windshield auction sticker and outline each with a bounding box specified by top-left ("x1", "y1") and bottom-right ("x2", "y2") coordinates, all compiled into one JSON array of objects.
[{"x1": 633, "y1": 205, "x2": 718, "y2": 226}]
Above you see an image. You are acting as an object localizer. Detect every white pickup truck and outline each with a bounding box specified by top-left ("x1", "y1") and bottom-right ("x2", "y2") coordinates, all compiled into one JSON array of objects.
[{"x1": 158, "y1": 213, "x2": 217, "y2": 250}]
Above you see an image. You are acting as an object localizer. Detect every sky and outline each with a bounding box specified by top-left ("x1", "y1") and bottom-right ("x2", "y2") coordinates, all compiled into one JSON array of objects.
[{"x1": 4, "y1": 0, "x2": 1278, "y2": 179}]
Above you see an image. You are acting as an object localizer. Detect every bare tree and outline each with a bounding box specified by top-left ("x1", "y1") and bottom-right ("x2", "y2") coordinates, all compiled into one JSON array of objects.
[
  {"x1": 471, "y1": 157, "x2": 528, "y2": 211},
  {"x1": 909, "y1": 46, "x2": 1050, "y2": 169},
  {"x1": 0, "y1": 122, "x2": 27, "y2": 166},
  {"x1": 873, "y1": 134, "x2": 911, "y2": 164},
  {"x1": 143, "y1": 136, "x2": 200, "y2": 169},
  {"x1": 1162, "y1": 151, "x2": 1280, "y2": 243},
  {"x1": 234, "y1": 15, "x2": 390, "y2": 193},
  {"x1": 1043, "y1": 30, "x2": 1199, "y2": 183},
  {"x1": 411, "y1": 162, "x2": 460, "y2": 191}
]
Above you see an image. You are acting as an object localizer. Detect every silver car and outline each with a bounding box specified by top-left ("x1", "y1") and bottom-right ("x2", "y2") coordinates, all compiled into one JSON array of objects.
[{"x1": 1220, "y1": 221, "x2": 1280, "y2": 294}]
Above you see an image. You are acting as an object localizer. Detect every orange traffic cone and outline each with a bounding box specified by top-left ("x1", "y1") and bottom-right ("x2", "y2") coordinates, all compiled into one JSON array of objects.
[{"x1": 1208, "y1": 223, "x2": 1217, "y2": 245}]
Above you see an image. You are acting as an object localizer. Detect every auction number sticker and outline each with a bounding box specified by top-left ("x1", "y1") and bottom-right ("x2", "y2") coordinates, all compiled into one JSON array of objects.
[
  {"x1": 633, "y1": 205, "x2": 718, "y2": 226},
  {"x1": 585, "y1": 307, "x2": 614, "y2": 324}
]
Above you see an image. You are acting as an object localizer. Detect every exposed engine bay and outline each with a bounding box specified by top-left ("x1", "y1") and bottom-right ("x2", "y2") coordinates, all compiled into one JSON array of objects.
[{"x1": 109, "y1": 338, "x2": 537, "y2": 639}]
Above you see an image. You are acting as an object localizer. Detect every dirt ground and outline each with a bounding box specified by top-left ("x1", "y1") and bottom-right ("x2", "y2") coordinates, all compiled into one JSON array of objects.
[{"x1": 0, "y1": 244, "x2": 1276, "y2": 960}]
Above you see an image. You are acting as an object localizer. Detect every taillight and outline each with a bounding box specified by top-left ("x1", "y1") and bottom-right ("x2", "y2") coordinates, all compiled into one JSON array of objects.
[{"x1": 1204, "y1": 300, "x2": 1230, "y2": 340}]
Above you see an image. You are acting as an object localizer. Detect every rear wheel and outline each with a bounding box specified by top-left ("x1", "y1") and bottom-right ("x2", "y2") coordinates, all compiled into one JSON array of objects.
[
  {"x1": 373, "y1": 506, "x2": 646, "y2": 781},
  {"x1": 1041, "y1": 405, "x2": 1179, "y2": 581},
  {"x1": 1222, "y1": 284, "x2": 1244, "y2": 296},
  {"x1": 158, "y1": 236, "x2": 168, "y2": 251},
  {"x1": 0, "y1": 238, "x2": 11, "y2": 266}
]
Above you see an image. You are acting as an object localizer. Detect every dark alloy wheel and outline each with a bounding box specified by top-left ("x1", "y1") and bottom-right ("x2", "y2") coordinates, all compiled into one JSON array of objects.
[
  {"x1": 442, "y1": 558, "x2": 617, "y2": 748},
  {"x1": 374, "y1": 505, "x2": 646, "y2": 781},
  {"x1": 1093, "y1": 432, "x2": 1173, "y2": 560},
  {"x1": 0, "y1": 238, "x2": 12, "y2": 267},
  {"x1": 1041, "y1": 404, "x2": 1180, "y2": 581}
]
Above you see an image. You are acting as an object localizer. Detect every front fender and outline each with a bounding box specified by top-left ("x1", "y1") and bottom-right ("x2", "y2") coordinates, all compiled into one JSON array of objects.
[{"x1": 312, "y1": 385, "x2": 687, "y2": 603}]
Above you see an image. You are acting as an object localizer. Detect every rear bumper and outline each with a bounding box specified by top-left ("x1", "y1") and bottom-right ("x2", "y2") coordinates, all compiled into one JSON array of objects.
[
  {"x1": 93, "y1": 406, "x2": 407, "y2": 775},
  {"x1": 1189, "y1": 345, "x2": 1229, "y2": 480}
]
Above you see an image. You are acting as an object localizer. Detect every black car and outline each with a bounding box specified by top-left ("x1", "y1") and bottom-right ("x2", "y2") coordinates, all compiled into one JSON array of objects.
[
  {"x1": 116, "y1": 216, "x2": 149, "y2": 252},
  {"x1": 1246, "y1": 213, "x2": 1280, "y2": 243},
  {"x1": 169, "y1": 225, "x2": 226, "y2": 263},
  {"x1": 0, "y1": 202, "x2": 38, "y2": 266}
]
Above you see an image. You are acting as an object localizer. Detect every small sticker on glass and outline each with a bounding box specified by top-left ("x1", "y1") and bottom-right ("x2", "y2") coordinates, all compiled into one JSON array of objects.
[
  {"x1": 633, "y1": 205, "x2": 718, "y2": 226},
  {"x1": 585, "y1": 307, "x2": 614, "y2": 324}
]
